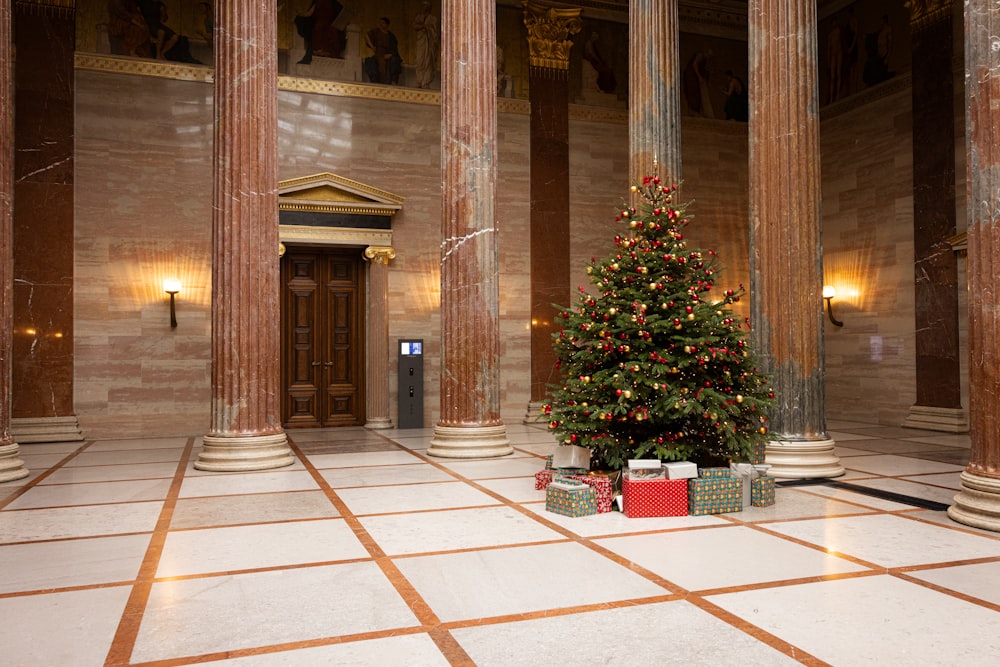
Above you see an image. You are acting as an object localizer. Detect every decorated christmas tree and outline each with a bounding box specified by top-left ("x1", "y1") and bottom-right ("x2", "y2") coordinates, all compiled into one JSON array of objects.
[{"x1": 543, "y1": 175, "x2": 774, "y2": 470}]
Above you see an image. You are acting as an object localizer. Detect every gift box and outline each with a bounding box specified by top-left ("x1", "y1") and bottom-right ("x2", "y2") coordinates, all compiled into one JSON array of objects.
[
  {"x1": 622, "y1": 473, "x2": 688, "y2": 518},
  {"x1": 664, "y1": 461, "x2": 698, "y2": 480},
  {"x1": 552, "y1": 444, "x2": 591, "y2": 470},
  {"x1": 546, "y1": 483, "x2": 598, "y2": 517},
  {"x1": 752, "y1": 476, "x2": 776, "y2": 507},
  {"x1": 545, "y1": 454, "x2": 554, "y2": 470},
  {"x1": 749, "y1": 442, "x2": 767, "y2": 465},
  {"x1": 534, "y1": 468, "x2": 553, "y2": 490},
  {"x1": 730, "y1": 462, "x2": 755, "y2": 507},
  {"x1": 688, "y1": 473, "x2": 742, "y2": 515},
  {"x1": 533, "y1": 469, "x2": 614, "y2": 513},
  {"x1": 698, "y1": 467, "x2": 733, "y2": 478}
]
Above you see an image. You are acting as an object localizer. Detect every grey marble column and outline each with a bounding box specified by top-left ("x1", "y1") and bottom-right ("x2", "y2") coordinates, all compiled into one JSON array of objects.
[
  {"x1": 0, "y1": 0, "x2": 28, "y2": 483},
  {"x1": 948, "y1": 0, "x2": 1000, "y2": 531},
  {"x1": 364, "y1": 246, "x2": 394, "y2": 430},
  {"x1": 748, "y1": 0, "x2": 842, "y2": 478},
  {"x1": 427, "y1": 0, "x2": 511, "y2": 458},
  {"x1": 629, "y1": 0, "x2": 682, "y2": 188},
  {"x1": 196, "y1": 0, "x2": 294, "y2": 471}
]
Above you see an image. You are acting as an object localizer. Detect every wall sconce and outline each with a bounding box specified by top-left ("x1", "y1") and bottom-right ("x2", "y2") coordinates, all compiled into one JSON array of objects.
[
  {"x1": 163, "y1": 279, "x2": 181, "y2": 328},
  {"x1": 822, "y1": 285, "x2": 843, "y2": 327}
]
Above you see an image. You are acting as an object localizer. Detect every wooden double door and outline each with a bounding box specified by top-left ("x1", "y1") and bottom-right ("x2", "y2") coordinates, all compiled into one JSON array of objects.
[{"x1": 280, "y1": 248, "x2": 366, "y2": 428}]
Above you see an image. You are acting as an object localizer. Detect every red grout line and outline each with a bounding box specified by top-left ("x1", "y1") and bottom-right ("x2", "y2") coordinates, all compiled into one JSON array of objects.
[
  {"x1": 103, "y1": 437, "x2": 197, "y2": 667},
  {"x1": 892, "y1": 570, "x2": 1000, "y2": 613},
  {"x1": 0, "y1": 440, "x2": 97, "y2": 510}
]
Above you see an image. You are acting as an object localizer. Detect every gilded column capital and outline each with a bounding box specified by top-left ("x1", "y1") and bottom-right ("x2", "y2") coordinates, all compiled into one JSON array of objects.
[
  {"x1": 522, "y1": 1, "x2": 582, "y2": 70},
  {"x1": 904, "y1": 0, "x2": 952, "y2": 31},
  {"x1": 364, "y1": 246, "x2": 396, "y2": 264}
]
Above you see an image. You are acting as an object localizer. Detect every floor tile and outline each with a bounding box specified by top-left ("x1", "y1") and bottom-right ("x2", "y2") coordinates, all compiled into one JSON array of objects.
[
  {"x1": 764, "y1": 514, "x2": 1000, "y2": 568},
  {"x1": 5, "y1": 478, "x2": 172, "y2": 509},
  {"x1": 178, "y1": 470, "x2": 319, "y2": 498},
  {"x1": 360, "y1": 506, "x2": 564, "y2": 555},
  {"x1": 907, "y1": 560, "x2": 1000, "y2": 607},
  {"x1": 596, "y1": 525, "x2": 868, "y2": 591},
  {"x1": 708, "y1": 575, "x2": 1000, "y2": 665},
  {"x1": 85, "y1": 437, "x2": 190, "y2": 451},
  {"x1": 451, "y1": 600, "x2": 799, "y2": 666},
  {"x1": 0, "y1": 534, "x2": 150, "y2": 593},
  {"x1": 65, "y1": 447, "x2": 186, "y2": 466},
  {"x1": 790, "y1": 484, "x2": 919, "y2": 511},
  {"x1": 1, "y1": 588, "x2": 132, "y2": 665},
  {"x1": 0, "y1": 502, "x2": 163, "y2": 542},
  {"x1": 305, "y1": 449, "x2": 425, "y2": 468},
  {"x1": 318, "y1": 462, "x2": 456, "y2": 488},
  {"x1": 836, "y1": 438, "x2": 960, "y2": 455},
  {"x1": 475, "y1": 477, "x2": 548, "y2": 503},
  {"x1": 335, "y1": 481, "x2": 500, "y2": 515},
  {"x1": 198, "y1": 634, "x2": 450, "y2": 666},
  {"x1": 428, "y1": 457, "x2": 546, "y2": 479},
  {"x1": 157, "y1": 518, "x2": 370, "y2": 577},
  {"x1": 131, "y1": 563, "x2": 420, "y2": 663},
  {"x1": 734, "y1": 488, "x2": 878, "y2": 522},
  {"x1": 18, "y1": 452, "x2": 73, "y2": 469},
  {"x1": 521, "y1": 502, "x2": 728, "y2": 537},
  {"x1": 841, "y1": 454, "x2": 965, "y2": 476},
  {"x1": 40, "y1": 461, "x2": 180, "y2": 484},
  {"x1": 833, "y1": 446, "x2": 882, "y2": 457},
  {"x1": 170, "y1": 490, "x2": 339, "y2": 529},
  {"x1": 394, "y1": 542, "x2": 670, "y2": 622},
  {"x1": 849, "y1": 477, "x2": 960, "y2": 506},
  {"x1": 898, "y1": 433, "x2": 971, "y2": 447}
]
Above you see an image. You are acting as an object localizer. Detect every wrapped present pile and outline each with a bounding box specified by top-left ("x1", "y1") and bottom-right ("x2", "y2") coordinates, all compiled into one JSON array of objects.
[
  {"x1": 687, "y1": 467, "x2": 743, "y2": 515},
  {"x1": 545, "y1": 478, "x2": 598, "y2": 517}
]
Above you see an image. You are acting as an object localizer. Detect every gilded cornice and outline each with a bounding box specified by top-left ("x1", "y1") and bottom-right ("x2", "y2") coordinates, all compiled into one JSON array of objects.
[
  {"x1": 279, "y1": 225, "x2": 393, "y2": 248},
  {"x1": 904, "y1": 0, "x2": 953, "y2": 31},
  {"x1": 278, "y1": 172, "x2": 405, "y2": 217},
  {"x1": 522, "y1": 1, "x2": 583, "y2": 70},
  {"x1": 76, "y1": 54, "x2": 212, "y2": 83}
]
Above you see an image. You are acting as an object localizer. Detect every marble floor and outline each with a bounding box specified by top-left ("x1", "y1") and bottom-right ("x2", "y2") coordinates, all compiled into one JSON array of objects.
[{"x1": 2, "y1": 420, "x2": 999, "y2": 666}]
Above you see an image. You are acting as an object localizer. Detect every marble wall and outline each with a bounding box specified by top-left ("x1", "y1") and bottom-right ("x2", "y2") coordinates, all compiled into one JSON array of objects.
[{"x1": 71, "y1": 65, "x2": 962, "y2": 438}]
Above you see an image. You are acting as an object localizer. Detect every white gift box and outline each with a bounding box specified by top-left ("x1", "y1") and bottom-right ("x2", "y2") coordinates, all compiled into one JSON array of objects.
[{"x1": 663, "y1": 461, "x2": 698, "y2": 480}]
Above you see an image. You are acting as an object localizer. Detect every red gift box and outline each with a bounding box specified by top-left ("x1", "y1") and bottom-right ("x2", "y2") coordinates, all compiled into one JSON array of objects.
[{"x1": 622, "y1": 475, "x2": 688, "y2": 518}]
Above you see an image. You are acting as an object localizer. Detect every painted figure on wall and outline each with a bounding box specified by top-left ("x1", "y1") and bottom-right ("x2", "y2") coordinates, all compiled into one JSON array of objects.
[
  {"x1": 412, "y1": 2, "x2": 439, "y2": 89},
  {"x1": 682, "y1": 49, "x2": 714, "y2": 117},
  {"x1": 107, "y1": 0, "x2": 151, "y2": 56},
  {"x1": 863, "y1": 14, "x2": 894, "y2": 86},
  {"x1": 583, "y1": 31, "x2": 617, "y2": 94},
  {"x1": 295, "y1": 0, "x2": 346, "y2": 64},
  {"x1": 194, "y1": 2, "x2": 213, "y2": 49},
  {"x1": 143, "y1": 1, "x2": 201, "y2": 62},
  {"x1": 722, "y1": 69, "x2": 748, "y2": 121},
  {"x1": 364, "y1": 17, "x2": 402, "y2": 85}
]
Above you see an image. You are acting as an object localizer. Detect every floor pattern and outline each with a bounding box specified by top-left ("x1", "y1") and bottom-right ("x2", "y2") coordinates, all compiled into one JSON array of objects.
[{"x1": 2, "y1": 420, "x2": 999, "y2": 666}]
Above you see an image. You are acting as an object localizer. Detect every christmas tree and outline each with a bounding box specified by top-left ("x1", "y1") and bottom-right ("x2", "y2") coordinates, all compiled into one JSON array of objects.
[{"x1": 543, "y1": 175, "x2": 774, "y2": 470}]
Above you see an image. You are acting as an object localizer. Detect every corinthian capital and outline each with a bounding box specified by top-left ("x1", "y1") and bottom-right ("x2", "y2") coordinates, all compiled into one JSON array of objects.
[
  {"x1": 522, "y1": 1, "x2": 583, "y2": 70},
  {"x1": 904, "y1": 0, "x2": 952, "y2": 30}
]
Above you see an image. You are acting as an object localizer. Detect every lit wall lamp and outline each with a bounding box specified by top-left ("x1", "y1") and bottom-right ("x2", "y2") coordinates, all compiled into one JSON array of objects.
[
  {"x1": 163, "y1": 279, "x2": 181, "y2": 328},
  {"x1": 823, "y1": 285, "x2": 844, "y2": 327}
]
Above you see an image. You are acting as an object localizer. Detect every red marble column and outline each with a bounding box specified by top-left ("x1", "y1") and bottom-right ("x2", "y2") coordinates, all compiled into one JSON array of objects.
[
  {"x1": 949, "y1": 0, "x2": 1000, "y2": 531},
  {"x1": 901, "y1": 1, "x2": 966, "y2": 433},
  {"x1": 196, "y1": 0, "x2": 294, "y2": 471},
  {"x1": 523, "y1": 3, "x2": 580, "y2": 419},
  {"x1": 364, "y1": 246, "x2": 395, "y2": 430},
  {"x1": 11, "y1": 0, "x2": 82, "y2": 444},
  {"x1": 427, "y1": 0, "x2": 511, "y2": 458},
  {"x1": 629, "y1": 0, "x2": 682, "y2": 187},
  {"x1": 0, "y1": 0, "x2": 28, "y2": 482},
  {"x1": 748, "y1": 0, "x2": 842, "y2": 478}
]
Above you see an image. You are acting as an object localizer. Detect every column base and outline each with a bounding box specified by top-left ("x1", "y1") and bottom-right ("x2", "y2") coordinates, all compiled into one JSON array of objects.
[
  {"x1": 765, "y1": 437, "x2": 845, "y2": 479},
  {"x1": 901, "y1": 405, "x2": 969, "y2": 433},
  {"x1": 427, "y1": 424, "x2": 512, "y2": 459},
  {"x1": 364, "y1": 417, "x2": 394, "y2": 430},
  {"x1": 195, "y1": 432, "x2": 296, "y2": 472},
  {"x1": 11, "y1": 416, "x2": 85, "y2": 443},
  {"x1": 522, "y1": 401, "x2": 545, "y2": 425},
  {"x1": 0, "y1": 443, "x2": 30, "y2": 483},
  {"x1": 948, "y1": 470, "x2": 1000, "y2": 532}
]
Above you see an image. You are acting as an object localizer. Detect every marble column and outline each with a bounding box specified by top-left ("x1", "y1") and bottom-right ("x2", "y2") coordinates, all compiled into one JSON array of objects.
[
  {"x1": 948, "y1": 0, "x2": 1000, "y2": 531},
  {"x1": 427, "y1": 0, "x2": 511, "y2": 458},
  {"x1": 196, "y1": 0, "x2": 294, "y2": 471},
  {"x1": 748, "y1": 0, "x2": 842, "y2": 478},
  {"x1": 364, "y1": 246, "x2": 395, "y2": 430},
  {"x1": 629, "y1": 0, "x2": 682, "y2": 188},
  {"x1": 10, "y1": 0, "x2": 82, "y2": 444},
  {"x1": 522, "y1": 2, "x2": 580, "y2": 423},
  {"x1": 901, "y1": 0, "x2": 967, "y2": 433},
  {"x1": 0, "y1": 0, "x2": 28, "y2": 483}
]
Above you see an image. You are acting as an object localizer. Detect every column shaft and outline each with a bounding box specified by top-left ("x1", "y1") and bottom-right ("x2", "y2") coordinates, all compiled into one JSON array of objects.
[
  {"x1": 629, "y1": 0, "x2": 682, "y2": 187},
  {"x1": 523, "y1": 3, "x2": 580, "y2": 417},
  {"x1": 1, "y1": 0, "x2": 28, "y2": 482},
  {"x1": 197, "y1": 0, "x2": 293, "y2": 471},
  {"x1": 948, "y1": 0, "x2": 1000, "y2": 531},
  {"x1": 364, "y1": 247, "x2": 394, "y2": 430},
  {"x1": 748, "y1": 0, "x2": 842, "y2": 478},
  {"x1": 903, "y1": 2, "x2": 965, "y2": 432},
  {"x1": 428, "y1": 0, "x2": 511, "y2": 457}
]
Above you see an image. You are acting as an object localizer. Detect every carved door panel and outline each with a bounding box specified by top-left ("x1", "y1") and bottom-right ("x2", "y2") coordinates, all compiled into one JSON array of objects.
[{"x1": 281, "y1": 249, "x2": 365, "y2": 427}]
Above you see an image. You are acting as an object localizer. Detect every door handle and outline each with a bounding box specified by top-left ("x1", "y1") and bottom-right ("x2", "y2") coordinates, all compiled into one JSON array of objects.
[
  {"x1": 324, "y1": 362, "x2": 333, "y2": 367},
  {"x1": 311, "y1": 362, "x2": 321, "y2": 367}
]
